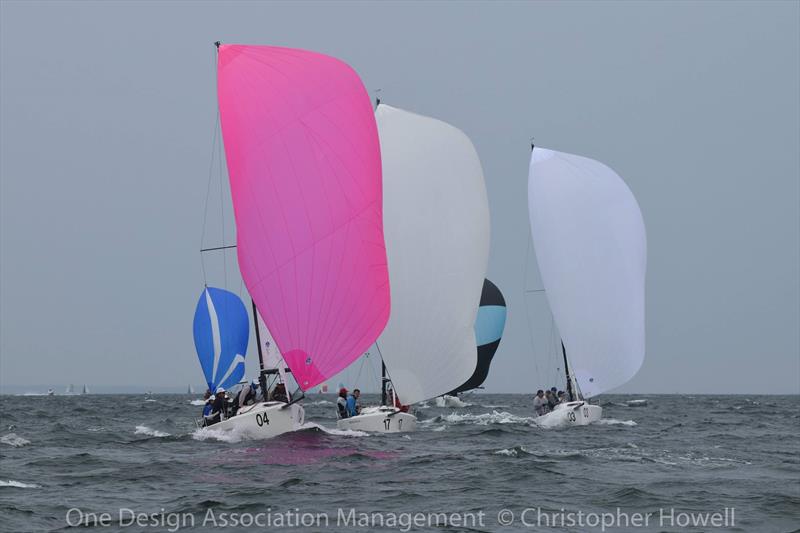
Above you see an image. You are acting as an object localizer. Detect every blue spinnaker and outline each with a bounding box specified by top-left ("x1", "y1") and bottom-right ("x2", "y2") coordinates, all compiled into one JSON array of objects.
[{"x1": 192, "y1": 287, "x2": 249, "y2": 391}]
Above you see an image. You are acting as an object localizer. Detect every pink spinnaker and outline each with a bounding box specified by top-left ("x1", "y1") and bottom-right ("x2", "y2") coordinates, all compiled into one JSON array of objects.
[{"x1": 217, "y1": 45, "x2": 390, "y2": 390}]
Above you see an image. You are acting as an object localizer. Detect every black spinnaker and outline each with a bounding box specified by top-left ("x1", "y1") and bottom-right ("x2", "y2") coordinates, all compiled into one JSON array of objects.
[{"x1": 449, "y1": 279, "x2": 507, "y2": 395}]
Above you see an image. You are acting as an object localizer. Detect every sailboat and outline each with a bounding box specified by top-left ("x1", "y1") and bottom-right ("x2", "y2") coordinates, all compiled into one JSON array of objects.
[
  {"x1": 337, "y1": 103, "x2": 490, "y2": 432},
  {"x1": 65, "y1": 384, "x2": 74, "y2": 395},
  {"x1": 527, "y1": 146, "x2": 647, "y2": 426},
  {"x1": 187, "y1": 384, "x2": 195, "y2": 395},
  {"x1": 82, "y1": 385, "x2": 89, "y2": 395},
  {"x1": 436, "y1": 278, "x2": 508, "y2": 407},
  {"x1": 197, "y1": 43, "x2": 391, "y2": 439}
]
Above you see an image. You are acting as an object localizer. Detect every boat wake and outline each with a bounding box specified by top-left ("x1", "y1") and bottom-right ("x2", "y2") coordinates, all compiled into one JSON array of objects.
[
  {"x1": 425, "y1": 410, "x2": 534, "y2": 426},
  {"x1": 299, "y1": 422, "x2": 369, "y2": 437},
  {"x1": 0, "y1": 433, "x2": 31, "y2": 447},
  {"x1": 190, "y1": 422, "x2": 369, "y2": 443},
  {"x1": 134, "y1": 425, "x2": 170, "y2": 438},
  {"x1": 191, "y1": 427, "x2": 245, "y2": 443},
  {"x1": 531, "y1": 415, "x2": 636, "y2": 429}
]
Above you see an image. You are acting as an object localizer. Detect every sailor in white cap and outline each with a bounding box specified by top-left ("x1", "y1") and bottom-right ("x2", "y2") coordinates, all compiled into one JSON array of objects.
[{"x1": 206, "y1": 387, "x2": 229, "y2": 425}]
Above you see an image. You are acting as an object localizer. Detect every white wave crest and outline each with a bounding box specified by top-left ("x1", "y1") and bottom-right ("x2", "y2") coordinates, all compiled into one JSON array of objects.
[
  {"x1": 596, "y1": 418, "x2": 637, "y2": 426},
  {"x1": 191, "y1": 427, "x2": 244, "y2": 443},
  {"x1": 310, "y1": 400, "x2": 333, "y2": 406},
  {"x1": 299, "y1": 422, "x2": 369, "y2": 437},
  {"x1": 442, "y1": 410, "x2": 534, "y2": 425},
  {"x1": 434, "y1": 396, "x2": 472, "y2": 408},
  {"x1": 134, "y1": 425, "x2": 170, "y2": 437},
  {"x1": 0, "y1": 480, "x2": 40, "y2": 488},
  {"x1": 0, "y1": 433, "x2": 31, "y2": 447},
  {"x1": 189, "y1": 399, "x2": 207, "y2": 406},
  {"x1": 430, "y1": 425, "x2": 446, "y2": 432},
  {"x1": 494, "y1": 446, "x2": 530, "y2": 457}
]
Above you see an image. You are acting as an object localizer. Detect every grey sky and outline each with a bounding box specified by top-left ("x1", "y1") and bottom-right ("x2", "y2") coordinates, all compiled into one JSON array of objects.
[{"x1": 1, "y1": 1, "x2": 798, "y2": 394}]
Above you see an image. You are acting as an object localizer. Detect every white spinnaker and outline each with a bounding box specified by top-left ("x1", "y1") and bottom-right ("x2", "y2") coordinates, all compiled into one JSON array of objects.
[
  {"x1": 376, "y1": 104, "x2": 490, "y2": 405},
  {"x1": 528, "y1": 147, "x2": 646, "y2": 398}
]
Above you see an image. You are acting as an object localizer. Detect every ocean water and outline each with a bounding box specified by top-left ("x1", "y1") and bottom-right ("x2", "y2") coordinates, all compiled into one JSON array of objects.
[{"x1": 0, "y1": 394, "x2": 797, "y2": 532}]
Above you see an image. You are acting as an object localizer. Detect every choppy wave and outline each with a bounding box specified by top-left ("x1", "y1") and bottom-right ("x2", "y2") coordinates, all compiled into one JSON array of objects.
[
  {"x1": 494, "y1": 446, "x2": 533, "y2": 457},
  {"x1": 1, "y1": 393, "x2": 797, "y2": 533},
  {"x1": 134, "y1": 425, "x2": 170, "y2": 437},
  {"x1": 189, "y1": 399, "x2": 206, "y2": 406},
  {"x1": 0, "y1": 480, "x2": 40, "y2": 488},
  {"x1": 310, "y1": 400, "x2": 332, "y2": 406},
  {"x1": 0, "y1": 433, "x2": 31, "y2": 447}
]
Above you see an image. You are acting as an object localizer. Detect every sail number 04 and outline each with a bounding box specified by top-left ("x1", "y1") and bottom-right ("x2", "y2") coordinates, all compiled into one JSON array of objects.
[{"x1": 255, "y1": 413, "x2": 270, "y2": 427}]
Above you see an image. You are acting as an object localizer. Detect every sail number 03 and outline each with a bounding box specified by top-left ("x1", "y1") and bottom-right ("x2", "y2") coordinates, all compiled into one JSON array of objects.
[{"x1": 567, "y1": 408, "x2": 589, "y2": 422}]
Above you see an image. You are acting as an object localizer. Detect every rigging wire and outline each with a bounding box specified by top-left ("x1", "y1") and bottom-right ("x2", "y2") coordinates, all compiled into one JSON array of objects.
[
  {"x1": 366, "y1": 350, "x2": 380, "y2": 393},
  {"x1": 522, "y1": 229, "x2": 542, "y2": 384},
  {"x1": 200, "y1": 44, "x2": 221, "y2": 286},
  {"x1": 199, "y1": 113, "x2": 220, "y2": 285},
  {"x1": 352, "y1": 353, "x2": 367, "y2": 389},
  {"x1": 219, "y1": 122, "x2": 228, "y2": 290}
]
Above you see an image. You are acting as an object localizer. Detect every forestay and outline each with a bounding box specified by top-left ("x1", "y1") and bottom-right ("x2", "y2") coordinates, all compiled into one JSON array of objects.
[
  {"x1": 217, "y1": 45, "x2": 390, "y2": 391},
  {"x1": 528, "y1": 147, "x2": 646, "y2": 398},
  {"x1": 376, "y1": 104, "x2": 490, "y2": 404}
]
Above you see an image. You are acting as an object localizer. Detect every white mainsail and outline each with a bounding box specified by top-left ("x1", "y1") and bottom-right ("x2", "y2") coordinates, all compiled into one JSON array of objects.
[
  {"x1": 255, "y1": 310, "x2": 290, "y2": 394},
  {"x1": 528, "y1": 147, "x2": 646, "y2": 398},
  {"x1": 375, "y1": 104, "x2": 490, "y2": 405}
]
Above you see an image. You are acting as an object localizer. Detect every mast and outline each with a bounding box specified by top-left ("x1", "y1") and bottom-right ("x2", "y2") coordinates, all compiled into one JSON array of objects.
[
  {"x1": 561, "y1": 340, "x2": 575, "y2": 402},
  {"x1": 251, "y1": 299, "x2": 268, "y2": 401},
  {"x1": 375, "y1": 343, "x2": 388, "y2": 406}
]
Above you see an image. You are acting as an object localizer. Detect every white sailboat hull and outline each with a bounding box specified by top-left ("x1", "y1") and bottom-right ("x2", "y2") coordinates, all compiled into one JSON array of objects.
[
  {"x1": 336, "y1": 406, "x2": 417, "y2": 433},
  {"x1": 535, "y1": 401, "x2": 602, "y2": 427},
  {"x1": 205, "y1": 402, "x2": 305, "y2": 439}
]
